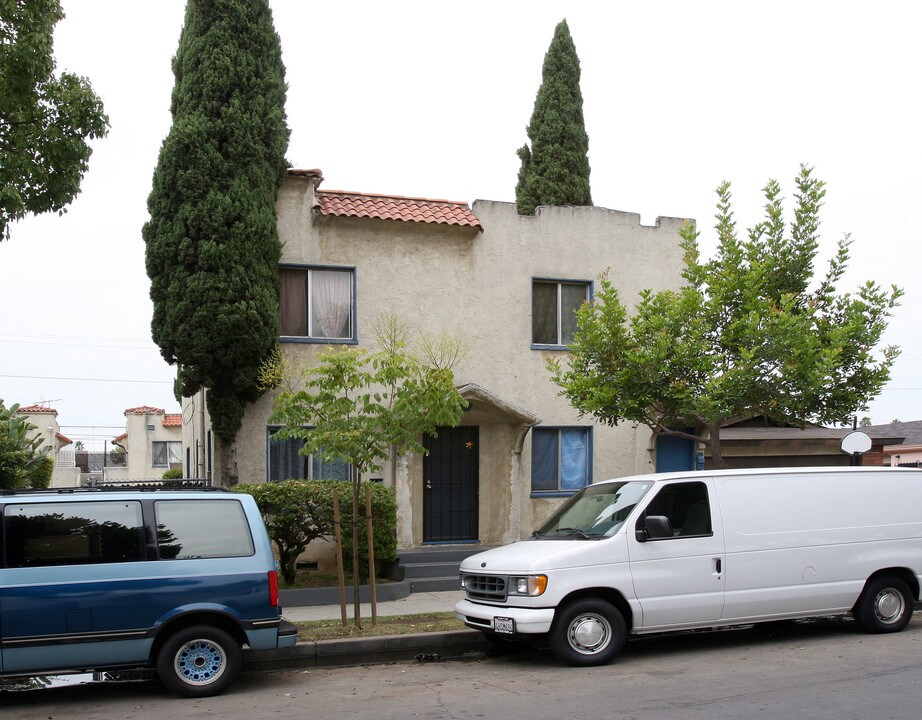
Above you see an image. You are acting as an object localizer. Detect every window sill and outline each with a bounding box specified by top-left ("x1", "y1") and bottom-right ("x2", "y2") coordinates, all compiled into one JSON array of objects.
[
  {"x1": 530, "y1": 343, "x2": 571, "y2": 351},
  {"x1": 280, "y1": 336, "x2": 358, "y2": 345}
]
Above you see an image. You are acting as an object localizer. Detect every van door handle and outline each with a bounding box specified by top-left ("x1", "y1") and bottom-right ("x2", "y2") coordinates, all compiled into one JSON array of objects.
[{"x1": 715, "y1": 558, "x2": 722, "y2": 574}]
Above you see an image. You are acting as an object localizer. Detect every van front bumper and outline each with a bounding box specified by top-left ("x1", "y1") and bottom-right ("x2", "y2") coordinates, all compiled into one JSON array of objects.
[{"x1": 454, "y1": 598, "x2": 555, "y2": 635}]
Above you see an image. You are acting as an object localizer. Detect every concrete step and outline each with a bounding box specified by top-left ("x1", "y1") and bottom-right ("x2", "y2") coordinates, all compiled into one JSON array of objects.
[
  {"x1": 407, "y1": 575, "x2": 463, "y2": 593},
  {"x1": 402, "y1": 560, "x2": 465, "y2": 579}
]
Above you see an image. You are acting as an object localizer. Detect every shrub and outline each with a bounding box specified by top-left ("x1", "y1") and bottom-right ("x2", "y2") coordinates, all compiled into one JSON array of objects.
[
  {"x1": 29, "y1": 455, "x2": 53, "y2": 489},
  {"x1": 235, "y1": 480, "x2": 397, "y2": 584},
  {"x1": 162, "y1": 467, "x2": 183, "y2": 479}
]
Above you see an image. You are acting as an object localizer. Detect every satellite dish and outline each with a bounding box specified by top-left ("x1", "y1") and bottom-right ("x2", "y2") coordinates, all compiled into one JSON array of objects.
[{"x1": 841, "y1": 431, "x2": 872, "y2": 455}]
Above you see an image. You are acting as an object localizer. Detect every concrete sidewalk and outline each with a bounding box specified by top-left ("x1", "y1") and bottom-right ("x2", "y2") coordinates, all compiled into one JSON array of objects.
[{"x1": 281, "y1": 589, "x2": 465, "y2": 622}]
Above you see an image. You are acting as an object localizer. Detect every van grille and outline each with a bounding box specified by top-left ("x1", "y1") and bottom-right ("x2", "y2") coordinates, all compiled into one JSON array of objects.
[{"x1": 462, "y1": 573, "x2": 507, "y2": 602}]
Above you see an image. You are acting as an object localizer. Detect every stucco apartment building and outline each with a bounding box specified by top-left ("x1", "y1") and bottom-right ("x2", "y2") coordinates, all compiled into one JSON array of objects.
[{"x1": 182, "y1": 169, "x2": 687, "y2": 549}]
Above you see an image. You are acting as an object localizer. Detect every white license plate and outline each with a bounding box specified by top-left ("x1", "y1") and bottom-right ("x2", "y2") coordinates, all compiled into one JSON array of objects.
[{"x1": 494, "y1": 616, "x2": 515, "y2": 635}]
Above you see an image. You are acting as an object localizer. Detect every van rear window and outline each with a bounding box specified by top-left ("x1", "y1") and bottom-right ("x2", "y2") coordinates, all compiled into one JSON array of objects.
[
  {"x1": 3, "y1": 501, "x2": 144, "y2": 567},
  {"x1": 154, "y1": 500, "x2": 254, "y2": 559}
]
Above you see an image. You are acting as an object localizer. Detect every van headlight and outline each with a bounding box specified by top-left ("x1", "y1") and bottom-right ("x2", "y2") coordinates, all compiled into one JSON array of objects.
[{"x1": 509, "y1": 575, "x2": 547, "y2": 597}]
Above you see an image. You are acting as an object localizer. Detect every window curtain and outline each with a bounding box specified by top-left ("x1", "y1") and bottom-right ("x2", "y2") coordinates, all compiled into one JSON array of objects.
[
  {"x1": 560, "y1": 428, "x2": 588, "y2": 490},
  {"x1": 280, "y1": 269, "x2": 308, "y2": 336},
  {"x1": 560, "y1": 284, "x2": 588, "y2": 345},
  {"x1": 311, "y1": 270, "x2": 352, "y2": 339},
  {"x1": 531, "y1": 428, "x2": 559, "y2": 492}
]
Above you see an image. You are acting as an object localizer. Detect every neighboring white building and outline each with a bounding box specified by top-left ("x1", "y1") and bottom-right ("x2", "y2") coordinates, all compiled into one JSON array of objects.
[
  {"x1": 182, "y1": 169, "x2": 688, "y2": 550},
  {"x1": 108, "y1": 406, "x2": 183, "y2": 482},
  {"x1": 14, "y1": 404, "x2": 81, "y2": 488}
]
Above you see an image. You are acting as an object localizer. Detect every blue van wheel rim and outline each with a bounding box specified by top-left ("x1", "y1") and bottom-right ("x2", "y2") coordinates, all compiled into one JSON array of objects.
[{"x1": 174, "y1": 638, "x2": 226, "y2": 685}]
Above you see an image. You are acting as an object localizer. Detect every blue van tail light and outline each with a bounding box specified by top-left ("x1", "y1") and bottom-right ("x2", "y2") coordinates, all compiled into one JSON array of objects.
[{"x1": 268, "y1": 570, "x2": 279, "y2": 607}]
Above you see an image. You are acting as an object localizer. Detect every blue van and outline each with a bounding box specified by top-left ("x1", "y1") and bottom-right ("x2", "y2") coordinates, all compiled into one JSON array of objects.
[{"x1": 0, "y1": 487, "x2": 297, "y2": 697}]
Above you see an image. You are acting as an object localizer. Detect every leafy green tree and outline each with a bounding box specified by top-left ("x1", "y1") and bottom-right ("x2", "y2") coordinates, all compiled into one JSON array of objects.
[
  {"x1": 0, "y1": 400, "x2": 52, "y2": 489},
  {"x1": 549, "y1": 165, "x2": 902, "y2": 468},
  {"x1": 515, "y1": 19, "x2": 592, "y2": 216},
  {"x1": 267, "y1": 315, "x2": 467, "y2": 621},
  {"x1": 143, "y1": 0, "x2": 290, "y2": 485},
  {"x1": 0, "y1": 0, "x2": 109, "y2": 240}
]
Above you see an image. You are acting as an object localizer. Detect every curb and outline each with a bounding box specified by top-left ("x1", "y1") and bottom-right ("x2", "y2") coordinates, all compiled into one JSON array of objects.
[{"x1": 243, "y1": 630, "x2": 489, "y2": 672}]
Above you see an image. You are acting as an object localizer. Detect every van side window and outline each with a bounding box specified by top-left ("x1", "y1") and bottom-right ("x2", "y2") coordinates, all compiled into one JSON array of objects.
[
  {"x1": 3, "y1": 501, "x2": 144, "y2": 567},
  {"x1": 639, "y1": 482, "x2": 712, "y2": 538},
  {"x1": 155, "y1": 500, "x2": 255, "y2": 559}
]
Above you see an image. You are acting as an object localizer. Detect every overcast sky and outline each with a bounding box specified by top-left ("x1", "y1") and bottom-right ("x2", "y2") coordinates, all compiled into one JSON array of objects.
[{"x1": 2, "y1": 0, "x2": 920, "y2": 449}]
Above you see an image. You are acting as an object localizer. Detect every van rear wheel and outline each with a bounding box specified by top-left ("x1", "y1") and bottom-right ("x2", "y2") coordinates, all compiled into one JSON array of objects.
[
  {"x1": 156, "y1": 625, "x2": 241, "y2": 697},
  {"x1": 549, "y1": 598, "x2": 626, "y2": 666},
  {"x1": 853, "y1": 576, "x2": 913, "y2": 633}
]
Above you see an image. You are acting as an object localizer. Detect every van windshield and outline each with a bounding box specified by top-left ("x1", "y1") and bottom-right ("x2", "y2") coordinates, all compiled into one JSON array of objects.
[{"x1": 533, "y1": 481, "x2": 653, "y2": 539}]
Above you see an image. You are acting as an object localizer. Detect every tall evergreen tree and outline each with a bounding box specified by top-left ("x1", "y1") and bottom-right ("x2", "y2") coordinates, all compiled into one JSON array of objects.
[
  {"x1": 515, "y1": 19, "x2": 592, "y2": 215},
  {"x1": 143, "y1": 0, "x2": 289, "y2": 485}
]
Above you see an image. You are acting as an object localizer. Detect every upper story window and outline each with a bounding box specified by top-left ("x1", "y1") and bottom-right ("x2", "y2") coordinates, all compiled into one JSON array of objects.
[
  {"x1": 152, "y1": 441, "x2": 181, "y2": 468},
  {"x1": 280, "y1": 266, "x2": 355, "y2": 342},
  {"x1": 532, "y1": 279, "x2": 590, "y2": 347}
]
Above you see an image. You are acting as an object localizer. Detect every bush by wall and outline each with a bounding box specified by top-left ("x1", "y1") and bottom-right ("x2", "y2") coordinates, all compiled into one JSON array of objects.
[{"x1": 235, "y1": 480, "x2": 397, "y2": 584}]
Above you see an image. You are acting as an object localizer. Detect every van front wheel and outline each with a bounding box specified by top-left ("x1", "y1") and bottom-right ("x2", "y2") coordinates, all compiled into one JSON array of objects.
[
  {"x1": 549, "y1": 599, "x2": 626, "y2": 666},
  {"x1": 156, "y1": 625, "x2": 241, "y2": 697},
  {"x1": 853, "y1": 576, "x2": 913, "y2": 633}
]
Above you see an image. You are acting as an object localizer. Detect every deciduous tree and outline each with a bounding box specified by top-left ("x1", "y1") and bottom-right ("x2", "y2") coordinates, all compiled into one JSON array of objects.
[
  {"x1": 549, "y1": 165, "x2": 902, "y2": 468},
  {"x1": 143, "y1": 0, "x2": 289, "y2": 485},
  {"x1": 0, "y1": 0, "x2": 109, "y2": 240}
]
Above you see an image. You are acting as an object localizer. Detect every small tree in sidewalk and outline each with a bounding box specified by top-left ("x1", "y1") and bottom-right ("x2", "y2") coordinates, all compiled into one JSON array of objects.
[{"x1": 264, "y1": 313, "x2": 468, "y2": 624}]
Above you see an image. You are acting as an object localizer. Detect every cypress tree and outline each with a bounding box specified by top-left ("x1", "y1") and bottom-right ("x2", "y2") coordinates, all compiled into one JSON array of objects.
[
  {"x1": 515, "y1": 19, "x2": 592, "y2": 215},
  {"x1": 143, "y1": 0, "x2": 289, "y2": 485}
]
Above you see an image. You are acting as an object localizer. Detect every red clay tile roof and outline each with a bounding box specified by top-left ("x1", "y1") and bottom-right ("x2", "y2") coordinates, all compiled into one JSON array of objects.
[
  {"x1": 16, "y1": 404, "x2": 58, "y2": 415},
  {"x1": 56, "y1": 432, "x2": 72, "y2": 445},
  {"x1": 124, "y1": 406, "x2": 165, "y2": 415},
  {"x1": 315, "y1": 190, "x2": 482, "y2": 230},
  {"x1": 113, "y1": 432, "x2": 127, "y2": 444},
  {"x1": 163, "y1": 413, "x2": 182, "y2": 427}
]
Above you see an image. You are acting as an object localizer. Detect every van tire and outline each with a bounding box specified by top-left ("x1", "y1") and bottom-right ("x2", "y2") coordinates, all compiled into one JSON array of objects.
[
  {"x1": 852, "y1": 576, "x2": 913, "y2": 633},
  {"x1": 156, "y1": 625, "x2": 241, "y2": 697},
  {"x1": 549, "y1": 598, "x2": 626, "y2": 666}
]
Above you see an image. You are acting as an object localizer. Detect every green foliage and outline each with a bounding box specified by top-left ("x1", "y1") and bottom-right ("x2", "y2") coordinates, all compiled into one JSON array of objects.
[
  {"x1": 30, "y1": 454, "x2": 52, "y2": 488},
  {"x1": 269, "y1": 319, "x2": 468, "y2": 479},
  {"x1": 162, "y1": 467, "x2": 183, "y2": 479},
  {"x1": 515, "y1": 19, "x2": 592, "y2": 216},
  {"x1": 549, "y1": 165, "x2": 902, "y2": 468},
  {"x1": 143, "y1": 0, "x2": 290, "y2": 480},
  {"x1": 0, "y1": 400, "x2": 52, "y2": 489},
  {"x1": 0, "y1": 0, "x2": 109, "y2": 240},
  {"x1": 236, "y1": 480, "x2": 397, "y2": 584}
]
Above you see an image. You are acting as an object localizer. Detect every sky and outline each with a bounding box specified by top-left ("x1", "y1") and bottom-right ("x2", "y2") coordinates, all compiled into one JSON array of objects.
[{"x1": 2, "y1": 0, "x2": 921, "y2": 450}]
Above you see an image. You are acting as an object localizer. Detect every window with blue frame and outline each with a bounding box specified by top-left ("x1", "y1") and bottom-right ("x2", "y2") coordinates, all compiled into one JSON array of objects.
[
  {"x1": 280, "y1": 266, "x2": 355, "y2": 341},
  {"x1": 531, "y1": 427, "x2": 591, "y2": 494},
  {"x1": 266, "y1": 426, "x2": 351, "y2": 482},
  {"x1": 532, "y1": 279, "x2": 590, "y2": 347}
]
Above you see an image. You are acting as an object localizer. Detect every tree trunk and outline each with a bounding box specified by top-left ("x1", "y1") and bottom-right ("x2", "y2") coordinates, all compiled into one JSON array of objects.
[
  {"x1": 218, "y1": 437, "x2": 239, "y2": 487},
  {"x1": 707, "y1": 423, "x2": 726, "y2": 469}
]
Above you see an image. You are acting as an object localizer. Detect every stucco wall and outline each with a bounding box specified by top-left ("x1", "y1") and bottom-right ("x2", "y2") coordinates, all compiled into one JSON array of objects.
[{"x1": 195, "y1": 174, "x2": 688, "y2": 546}]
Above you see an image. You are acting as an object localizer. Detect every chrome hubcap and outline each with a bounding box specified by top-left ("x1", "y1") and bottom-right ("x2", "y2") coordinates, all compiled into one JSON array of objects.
[
  {"x1": 874, "y1": 589, "x2": 905, "y2": 624},
  {"x1": 568, "y1": 613, "x2": 611, "y2": 654}
]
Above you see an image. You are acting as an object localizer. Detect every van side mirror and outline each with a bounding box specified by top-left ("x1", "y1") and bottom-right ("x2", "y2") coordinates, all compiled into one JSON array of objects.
[{"x1": 635, "y1": 515, "x2": 673, "y2": 542}]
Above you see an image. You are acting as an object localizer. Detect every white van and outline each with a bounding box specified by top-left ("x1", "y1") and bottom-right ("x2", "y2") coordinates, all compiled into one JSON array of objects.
[{"x1": 455, "y1": 467, "x2": 922, "y2": 665}]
